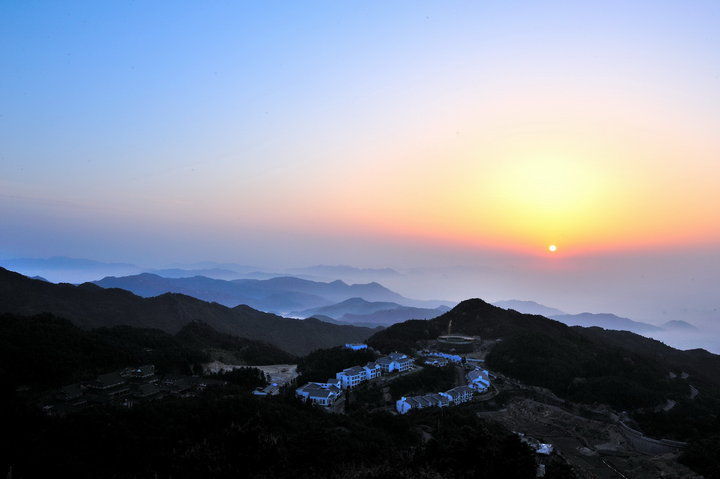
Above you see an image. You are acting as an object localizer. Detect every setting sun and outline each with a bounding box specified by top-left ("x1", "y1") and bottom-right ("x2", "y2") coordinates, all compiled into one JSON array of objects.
[{"x1": 548, "y1": 244, "x2": 557, "y2": 253}]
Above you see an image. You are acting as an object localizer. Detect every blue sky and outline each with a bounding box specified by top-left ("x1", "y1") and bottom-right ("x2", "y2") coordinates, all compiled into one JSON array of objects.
[{"x1": 2, "y1": 1, "x2": 720, "y2": 324}]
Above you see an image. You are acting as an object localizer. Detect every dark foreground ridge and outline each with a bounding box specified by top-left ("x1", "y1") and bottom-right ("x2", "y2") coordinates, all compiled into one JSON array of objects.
[
  {"x1": 368, "y1": 298, "x2": 720, "y2": 476},
  {"x1": 0, "y1": 267, "x2": 375, "y2": 355}
]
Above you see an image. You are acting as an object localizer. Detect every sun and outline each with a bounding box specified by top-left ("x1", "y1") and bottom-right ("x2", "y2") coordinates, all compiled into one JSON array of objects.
[{"x1": 548, "y1": 244, "x2": 557, "y2": 253}]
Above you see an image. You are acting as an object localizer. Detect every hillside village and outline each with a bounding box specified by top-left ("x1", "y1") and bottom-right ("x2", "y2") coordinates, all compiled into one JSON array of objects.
[{"x1": 293, "y1": 343, "x2": 492, "y2": 415}]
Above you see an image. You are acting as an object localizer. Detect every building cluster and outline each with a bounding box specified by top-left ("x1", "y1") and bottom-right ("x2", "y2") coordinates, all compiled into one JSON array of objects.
[
  {"x1": 419, "y1": 350, "x2": 464, "y2": 366},
  {"x1": 296, "y1": 350, "x2": 414, "y2": 411},
  {"x1": 41, "y1": 365, "x2": 223, "y2": 416},
  {"x1": 395, "y1": 366, "x2": 491, "y2": 415}
]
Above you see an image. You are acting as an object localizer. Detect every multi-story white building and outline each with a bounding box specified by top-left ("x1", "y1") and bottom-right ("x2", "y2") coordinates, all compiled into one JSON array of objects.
[
  {"x1": 377, "y1": 352, "x2": 413, "y2": 373},
  {"x1": 336, "y1": 366, "x2": 367, "y2": 389},
  {"x1": 363, "y1": 362, "x2": 382, "y2": 380}
]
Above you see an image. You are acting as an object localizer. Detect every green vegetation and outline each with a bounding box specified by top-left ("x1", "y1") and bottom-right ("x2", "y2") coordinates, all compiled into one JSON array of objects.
[
  {"x1": 0, "y1": 387, "x2": 536, "y2": 478},
  {"x1": 0, "y1": 313, "x2": 294, "y2": 393},
  {"x1": 486, "y1": 332, "x2": 687, "y2": 409},
  {"x1": 0, "y1": 313, "x2": 138, "y2": 390},
  {"x1": 368, "y1": 318, "x2": 446, "y2": 354},
  {"x1": 351, "y1": 383, "x2": 385, "y2": 409},
  {"x1": 296, "y1": 346, "x2": 377, "y2": 383},
  {"x1": 176, "y1": 321, "x2": 297, "y2": 365},
  {"x1": 680, "y1": 434, "x2": 720, "y2": 479},
  {"x1": 389, "y1": 365, "x2": 456, "y2": 399},
  {"x1": 207, "y1": 367, "x2": 268, "y2": 392}
]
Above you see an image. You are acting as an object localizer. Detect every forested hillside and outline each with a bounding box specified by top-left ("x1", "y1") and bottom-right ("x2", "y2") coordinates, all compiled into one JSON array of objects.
[{"x1": 0, "y1": 268, "x2": 375, "y2": 355}]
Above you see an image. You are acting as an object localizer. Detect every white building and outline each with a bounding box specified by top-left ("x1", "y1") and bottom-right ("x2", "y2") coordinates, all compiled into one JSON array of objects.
[
  {"x1": 424, "y1": 358, "x2": 449, "y2": 367},
  {"x1": 440, "y1": 385, "x2": 474, "y2": 405},
  {"x1": 396, "y1": 393, "x2": 449, "y2": 414},
  {"x1": 336, "y1": 366, "x2": 367, "y2": 389},
  {"x1": 344, "y1": 343, "x2": 368, "y2": 350},
  {"x1": 363, "y1": 362, "x2": 382, "y2": 380},
  {"x1": 466, "y1": 369, "x2": 491, "y2": 391},
  {"x1": 427, "y1": 352, "x2": 463, "y2": 363},
  {"x1": 295, "y1": 381, "x2": 343, "y2": 408},
  {"x1": 377, "y1": 352, "x2": 413, "y2": 373}
]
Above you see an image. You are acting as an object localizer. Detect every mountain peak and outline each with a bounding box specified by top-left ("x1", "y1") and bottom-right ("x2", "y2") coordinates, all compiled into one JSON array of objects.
[{"x1": 662, "y1": 320, "x2": 699, "y2": 331}]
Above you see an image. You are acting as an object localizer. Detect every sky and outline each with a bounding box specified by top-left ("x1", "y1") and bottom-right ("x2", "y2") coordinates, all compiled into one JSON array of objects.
[{"x1": 1, "y1": 1, "x2": 720, "y2": 328}]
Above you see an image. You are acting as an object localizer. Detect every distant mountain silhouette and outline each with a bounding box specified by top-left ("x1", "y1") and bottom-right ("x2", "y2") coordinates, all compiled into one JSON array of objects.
[
  {"x1": 0, "y1": 256, "x2": 140, "y2": 283},
  {"x1": 286, "y1": 264, "x2": 401, "y2": 282},
  {"x1": 292, "y1": 297, "x2": 403, "y2": 318},
  {"x1": 495, "y1": 300, "x2": 666, "y2": 334},
  {"x1": 295, "y1": 297, "x2": 450, "y2": 326},
  {"x1": 167, "y1": 261, "x2": 258, "y2": 273},
  {"x1": 1, "y1": 256, "x2": 136, "y2": 271},
  {"x1": 337, "y1": 307, "x2": 449, "y2": 327},
  {"x1": 493, "y1": 299, "x2": 565, "y2": 316},
  {"x1": 0, "y1": 268, "x2": 374, "y2": 355},
  {"x1": 309, "y1": 314, "x2": 385, "y2": 330},
  {"x1": 93, "y1": 273, "x2": 446, "y2": 314},
  {"x1": 148, "y1": 268, "x2": 243, "y2": 280},
  {"x1": 550, "y1": 312, "x2": 662, "y2": 333},
  {"x1": 30, "y1": 276, "x2": 49, "y2": 282},
  {"x1": 662, "y1": 320, "x2": 699, "y2": 331}
]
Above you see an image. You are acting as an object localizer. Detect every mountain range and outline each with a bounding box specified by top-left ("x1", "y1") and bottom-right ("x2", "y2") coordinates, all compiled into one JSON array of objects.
[
  {"x1": 0, "y1": 268, "x2": 375, "y2": 355},
  {"x1": 494, "y1": 299, "x2": 697, "y2": 335},
  {"x1": 492, "y1": 299, "x2": 565, "y2": 317},
  {"x1": 92, "y1": 273, "x2": 449, "y2": 314},
  {"x1": 0, "y1": 256, "x2": 402, "y2": 284},
  {"x1": 294, "y1": 297, "x2": 451, "y2": 327},
  {"x1": 0, "y1": 256, "x2": 141, "y2": 283},
  {"x1": 550, "y1": 312, "x2": 663, "y2": 333}
]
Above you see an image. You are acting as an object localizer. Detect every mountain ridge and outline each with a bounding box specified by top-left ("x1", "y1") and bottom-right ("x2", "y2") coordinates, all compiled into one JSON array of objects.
[
  {"x1": 0, "y1": 267, "x2": 374, "y2": 355},
  {"x1": 93, "y1": 272, "x2": 448, "y2": 313}
]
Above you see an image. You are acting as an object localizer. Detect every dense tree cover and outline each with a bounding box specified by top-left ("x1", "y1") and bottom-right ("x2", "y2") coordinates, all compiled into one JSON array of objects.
[
  {"x1": 175, "y1": 321, "x2": 297, "y2": 365},
  {"x1": 0, "y1": 313, "x2": 135, "y2": 390},
  {"x1": 409, "y1": 407, "x2": 536, "y2": 478},
  {"x1": 633, "y1": 392, "x2": 720, "y2": 440},
  {"x1": 296, "y1": 346, "x2": 377, "y2": 384},
  {"x1": 487, "y1": 328, "x2": 720, "y2": 479},
  {"x1": 389, "y1": 365, "x2": 457, "y2": 399},
  {"x1": 366, "y1": 299, "x2": 720, "y2": 478},
  {"x1": 368, "y1": 319, "x2": 447, "y2": 354},
  {"x1": 680, "y1": 434, "x2": 720, "y2": 479},
  {"x1": 0, "y1": 313, "x2": 214, "y2": 391},
  {"x1": 0, "y1": 313, "x2": 295, "y2": 394},
  {"x1": 0, "y1": 386, "x2": 538, "y2": 479},
  {"x1": 208, "y1": 367, "x2": 268, "y2": 391},
  {"x1": 634, "y1": 392, "x2": 720, "y2": 478},
  {"x1": 543, "y1": 458, "x2": 577, "y2": 479},
  {"x1": 486, "y1": 332, "x2": 687, "y2": 409},
  {"x1": 93, "y1": 325, "x2": 209, "y2": 375},
  {"x1": 350, "y1": 383, "x2": 385, "y2": 409}
]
